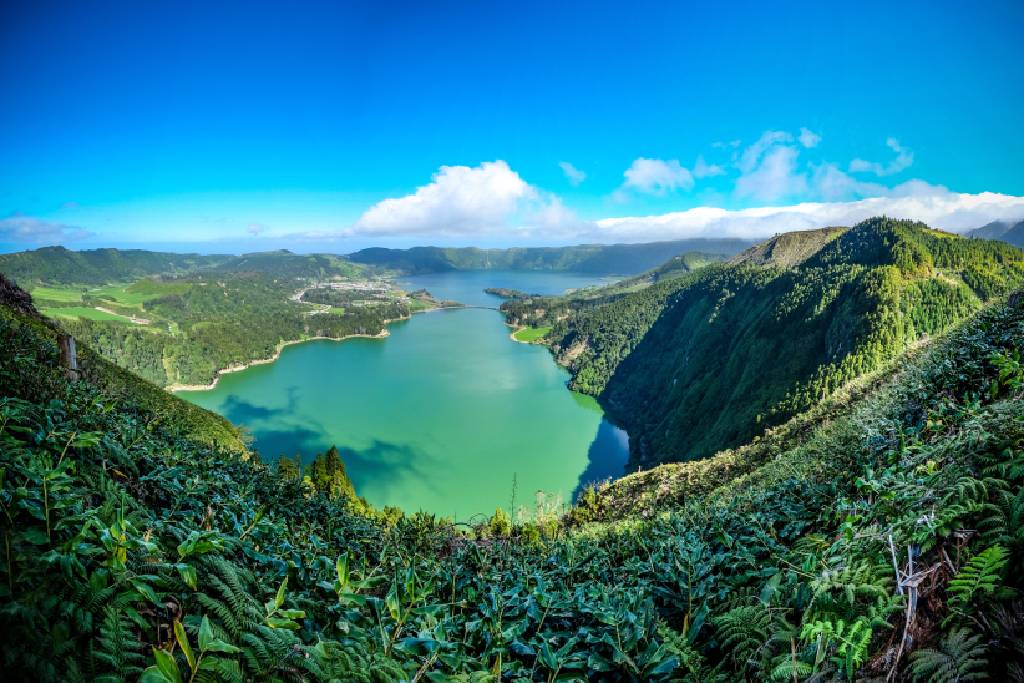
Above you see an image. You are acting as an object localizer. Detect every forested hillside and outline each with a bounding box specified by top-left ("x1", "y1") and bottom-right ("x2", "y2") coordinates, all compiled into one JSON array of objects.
[
  {"x1": 3, "y1": 272, "x2": 1023, "y2": 681},
  {"x1": 348, "y1": 238, "x2": 751, "y2": 275},
  {"x1": 0, "y1": 248, "x2": 441, "y2": 387},
  {"x1": 508, "y1": 218, "x2": 1024, "y2": 466},
  {"x1": 0, "y1": 246, "x2": 231, "y2": 285}
]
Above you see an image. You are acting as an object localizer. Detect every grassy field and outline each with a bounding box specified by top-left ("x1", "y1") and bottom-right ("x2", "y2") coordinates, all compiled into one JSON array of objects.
[
  {"x1": 41, "y1": 306, "x2": 133, "y2": 322},
  {"x1": 90, "y1": 279, "x2": 189, "y2": 307},
  {"x1": 513, "y1": 325, "x2": 551, "y2": 342},
  {"x1": 30, "y1": 285, "x2": 85, "y2": 303}
]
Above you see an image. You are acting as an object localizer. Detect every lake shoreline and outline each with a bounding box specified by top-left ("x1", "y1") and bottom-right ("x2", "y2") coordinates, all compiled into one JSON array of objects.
[
  {"x1": 166, "y1": 330, "x2": 391, "y2": 392},
  {"x1": 167, "y1": 304, "x2": 466, "y2": 392}
]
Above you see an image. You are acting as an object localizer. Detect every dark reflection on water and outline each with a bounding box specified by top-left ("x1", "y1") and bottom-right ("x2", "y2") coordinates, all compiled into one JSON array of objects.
[
  {"x1": 250, "y1": 426, "x2": 328, "y2": 462},
  {"x1": 572, "y1": 420, "x2": 630, "y2": 502},
  {"x1": 249, "y1": 428, "x2": 440, "y2": 501}
]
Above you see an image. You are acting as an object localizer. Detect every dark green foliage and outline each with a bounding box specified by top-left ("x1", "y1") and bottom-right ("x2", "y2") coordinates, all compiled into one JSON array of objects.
[{"x1": 305, "y1": 446, "x2": 357, "y2": 500}]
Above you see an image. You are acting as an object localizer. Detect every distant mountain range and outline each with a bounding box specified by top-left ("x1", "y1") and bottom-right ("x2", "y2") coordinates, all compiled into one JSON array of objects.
[
  {"x1": 346, "y1": 239, "x2": 753, "y2": 275},
  {"x1": 0, "y1": 239, "x2": 756, "y2": 285},
  {"x1": 966, "y1": 218, "x2": 1024, "y2": 247}
]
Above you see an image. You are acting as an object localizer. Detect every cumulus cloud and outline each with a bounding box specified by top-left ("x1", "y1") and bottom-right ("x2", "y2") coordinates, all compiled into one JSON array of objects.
[
  {"x1": 595, "y1": 187, "x2": 1024, "y2": 242},
  {"x1": 621, "y1": 157, "x2": 695, "y2": 195},
  {"x1": 353, "y1": 160, "x2": 538, "y2": 236},
  {"x1": 693, "y1": 156, "x2": 725, "y2": 179},
  {"x1": 799, "y1": 127, "x2": 821, "y2": 148},
  {"x1": 558, "y1": 161, "x2": 586, "y2": 186},
  {"x1": 737, "y1": 131, "x2": 793, "y2": 173},
  {"x1": 850, "y1": 137, "x2": 914, "y2": 176},
  {"x1": 735, "y1": 143, "x2": 808, "y2": 203},
  {"x1": 0, "y1": 215, "x2": 94, "y2": 243},
  {"x1": 247, "y1": 222, "x2": 267, "y2": 236}
]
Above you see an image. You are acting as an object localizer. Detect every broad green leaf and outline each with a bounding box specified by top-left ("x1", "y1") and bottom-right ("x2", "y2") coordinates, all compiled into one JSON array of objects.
[
  {"x1": 173, "y1": 621, "x2": 195, "y2": 672},
  {"x1": 177, "y1": 563, "x2": 198, "y2": 590},
  {"x1": 151, "y1": 647, "x2": 182, "y2": 683},
  {"x1": 275, "y1": 576, "x2": 288, "y2": 609},
  {"x1": 198, "y1": 615, "x2": 213, "y2": 651}
]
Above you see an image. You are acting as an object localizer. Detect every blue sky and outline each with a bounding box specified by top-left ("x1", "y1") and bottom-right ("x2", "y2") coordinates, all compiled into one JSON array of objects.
[{"x1": 2, "y1": 0, "x2": 1023, "y2": 252}]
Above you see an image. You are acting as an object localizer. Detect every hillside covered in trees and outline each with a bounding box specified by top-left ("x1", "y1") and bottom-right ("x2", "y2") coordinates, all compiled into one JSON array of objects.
[
  {"x1": 503, "y1": 218, "x2": 1024, "y2": 467},
  {"x1": 2, "y1": 260, "x2": 1023, "y2": 681},
  {"x1": 0, "y1": 249, "x2": 440, "y2": 387}
]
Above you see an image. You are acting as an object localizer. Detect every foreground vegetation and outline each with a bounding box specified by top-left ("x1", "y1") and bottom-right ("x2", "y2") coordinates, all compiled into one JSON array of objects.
[{"x1": 2, "y1": 252, "x2": 1023, "y2": 680}]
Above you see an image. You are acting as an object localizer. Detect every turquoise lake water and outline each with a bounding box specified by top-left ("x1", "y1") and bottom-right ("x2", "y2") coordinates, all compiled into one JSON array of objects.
[{"x1": 178, "y1": 271, "x2": 629, "y2": 521}]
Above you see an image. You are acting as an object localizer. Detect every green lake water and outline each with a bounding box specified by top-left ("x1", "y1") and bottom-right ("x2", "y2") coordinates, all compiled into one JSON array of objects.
[{"x1": 177, "y1": 271, "x2": 629, "y2": 521}]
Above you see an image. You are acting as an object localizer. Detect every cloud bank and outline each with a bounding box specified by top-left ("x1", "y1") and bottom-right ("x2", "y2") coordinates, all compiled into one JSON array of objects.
[
  {"x1": 595, "y1": 188, "x2": 1024, "y2": 241},
  {"x1": 0, "y1": 215, "x2": 94, "y2": 243}
]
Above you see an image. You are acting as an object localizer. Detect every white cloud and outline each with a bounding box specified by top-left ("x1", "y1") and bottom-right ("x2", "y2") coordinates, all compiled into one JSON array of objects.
[
  {"x1": 0, "y1": 215, "x2": 94, "y2": 243},
  {"x1": 737, "y1": 130, "x2": 793, "y2": 173},
  {"x1": 799, "y1": 127, "x2": 821, "y2": 148},
  {"x1": 735, "y1": 144, "x2": 808, "y2": 202},
  {"x1": 558, "y1": 161, "x2": 586, "y2": 186},
  {"x1": 595, "y1": 187, "x2": 1024, "y2": 242},
  {"x1": 621, "y1": 157, "x2": 695, "y2": 195},
  {"x1": 353, "y1": 160, "x2": 537, "y2": 236},
  {"x1": 849, "y1": 137, "x2": 914, "y2": 176},
  {"x1": 693, "y1": 156, "x2": 725, "y2": 179},
  {"x1": 247, "y1": 222, "x2": 267, "y2": 236}
]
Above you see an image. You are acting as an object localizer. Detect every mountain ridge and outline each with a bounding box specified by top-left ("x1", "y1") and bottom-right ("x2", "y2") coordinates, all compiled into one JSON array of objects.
[{"x1": 504, "y1": 217, "x2": 1024, "y2": 467}]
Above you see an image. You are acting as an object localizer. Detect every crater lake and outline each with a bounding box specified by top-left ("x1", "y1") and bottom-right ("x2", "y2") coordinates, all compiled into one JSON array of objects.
[{"x1": 177, "y1": 271, "x2": 629, "y2": 521}]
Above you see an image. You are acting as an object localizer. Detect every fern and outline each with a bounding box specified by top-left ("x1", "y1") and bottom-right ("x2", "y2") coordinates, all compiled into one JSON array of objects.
[
  {"x1": 946, "y1": 544, "x2": 1009, "y2": 624},
  {"x1": 92, "y1": 606, "x2": 146, "y2": 683},
  {"x1": 909, "y1": 628, "x2": 988, "y2": 683},
  {"x1": 240, "y1": 625, "x2": 300, "y2": 678},
  {"x1": 800, "y1": 617, "x2": 872, "y2": 681},
  {"x1": 300, "y1": 639, "x2": 405, "y2": 683},
  {"x1": 194, "y1": 556, "x2": 262, "y2": 639},
  {"x1": 712, "y1": 604, "x2": 773, "y2": 673}
]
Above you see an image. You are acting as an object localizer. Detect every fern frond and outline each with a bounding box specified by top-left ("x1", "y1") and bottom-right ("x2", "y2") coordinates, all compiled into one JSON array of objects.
[{"x1": 909, "y1": 627, "x2": 988, "y2": 683}]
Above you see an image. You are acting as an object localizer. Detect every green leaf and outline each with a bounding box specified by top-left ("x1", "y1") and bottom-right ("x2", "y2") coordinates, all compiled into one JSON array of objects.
[
  {"x1": 266, "y1": 616, "x2": 301, "y2": 630},
  {"x1": 174, "y1": 621, "x2": 195, "y2": 673},
  {"x1": 198, "y1": 615, "x2": 213, "y2": 651},
  {"x1": 275, "y1": 576, "x2": 287, "y2": 609},
  {"x1": 131, "y1": 578, "x2": 160, "y2": 605},
  {"x1": 151, "y1": 647, "x2": 182, "y2": 683},
  {"x1": 204, "y1": 639, "x2": 242, "y2": 654},
  {"x1": 177, "y1": 563, "x2": 198, "y2": 590},
  {"x1": 141, "y1": 667, "x2": 175, "y2": 683}
]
